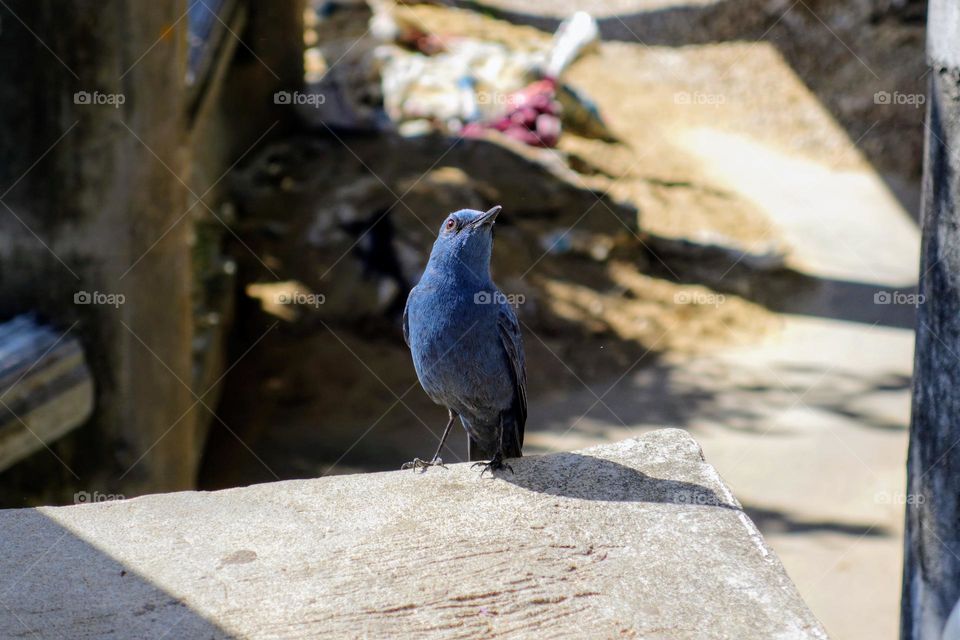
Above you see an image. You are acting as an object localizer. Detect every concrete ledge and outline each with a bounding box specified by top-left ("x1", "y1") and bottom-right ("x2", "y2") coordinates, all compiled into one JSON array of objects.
[{"x1": 0, "y1": 429, "x2": 827, "y2": 638}]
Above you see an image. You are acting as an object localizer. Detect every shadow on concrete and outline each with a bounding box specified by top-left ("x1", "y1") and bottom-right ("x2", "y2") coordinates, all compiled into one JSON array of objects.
[
  {"x1": 743, "y1": 505, "x2": 891, "y2": 537},
  {"x1": 642, "y1": 234, "x2": 920, "y2": 330},
  {"x1": 754, "y1": 277, "x2": 920, "y2": 331},
  {"x1": 0, "y1": 509, "x2": 235, "y2": 638},
  {"x1": 527, "y1": 356, "x2": 911, "y2": 440},
  {"x1": 497, "y1": 451, "x2": 738, "y2": 508}
]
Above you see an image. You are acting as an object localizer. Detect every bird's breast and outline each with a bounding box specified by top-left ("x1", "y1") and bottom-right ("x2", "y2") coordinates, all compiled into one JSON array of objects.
[{"x1": 406, "y1": 283, "x2": 512, "y2": 412}]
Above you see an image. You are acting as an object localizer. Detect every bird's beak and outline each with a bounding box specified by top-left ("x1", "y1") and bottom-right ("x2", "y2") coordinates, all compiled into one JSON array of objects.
[{"x1": 472, "y1": 205, "x2": 502, "y2": 228}]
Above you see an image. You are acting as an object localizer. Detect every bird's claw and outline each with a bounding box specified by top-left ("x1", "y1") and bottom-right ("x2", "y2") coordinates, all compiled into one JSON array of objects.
[
  {"x1": 471, "y1": 454, "x2": 513, "y2": 478},
  {"x1": 401, "y1": 457, "x2": 447, "y2": 472}
]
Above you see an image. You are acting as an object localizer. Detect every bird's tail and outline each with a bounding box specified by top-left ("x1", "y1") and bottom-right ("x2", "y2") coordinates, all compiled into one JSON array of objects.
[
  {"x1": 501, "y1": 414, "x2": 523, "y2": 459},
  {"x1": 468, "y1": 416, "x2": 522, "y2": 461},
  {"x1": 467, "y1": 436, "x2": 491, "y2": 462}
]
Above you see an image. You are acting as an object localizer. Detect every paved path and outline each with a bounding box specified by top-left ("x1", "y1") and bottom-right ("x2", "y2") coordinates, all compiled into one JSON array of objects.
[{"x1": 529, "y1": 316, "x2": 913, "y2": 640}]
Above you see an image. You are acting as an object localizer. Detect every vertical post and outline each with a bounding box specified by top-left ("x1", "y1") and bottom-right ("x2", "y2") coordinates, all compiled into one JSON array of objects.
[
  {"x1": 0, "y1": 2, "x2": 196, "y2": 497},
  {"x1": 221, "y1": 0, "x2": 305, "y2": 144},
  {"x1": 901, "y1": 2, "x2": 960, "y2": 637}
]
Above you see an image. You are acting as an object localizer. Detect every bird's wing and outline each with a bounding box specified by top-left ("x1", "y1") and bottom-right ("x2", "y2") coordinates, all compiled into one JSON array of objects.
[
  {"x1": 498, "y1": 301, "x2": 527, "y2": 443},
  {"x1": 402, "y1": 288, "x2": 412, "y2": 347}
]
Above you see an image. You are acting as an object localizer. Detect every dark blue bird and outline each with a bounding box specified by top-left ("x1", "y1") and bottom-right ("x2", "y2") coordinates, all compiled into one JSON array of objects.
[{"x1": 402, "y1": 205, "x2": 526, "y2": 474}]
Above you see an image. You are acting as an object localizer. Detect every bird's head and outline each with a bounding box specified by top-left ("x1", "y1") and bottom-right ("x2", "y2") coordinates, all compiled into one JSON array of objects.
[{"x1": 427, "y1": 206, "x2": 502, "y2": 279}]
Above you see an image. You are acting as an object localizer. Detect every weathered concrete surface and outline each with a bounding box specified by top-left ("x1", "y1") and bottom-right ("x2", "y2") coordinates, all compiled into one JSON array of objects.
[{"x1": 0, "y1": 431, "x2": 825, "y2": 639}]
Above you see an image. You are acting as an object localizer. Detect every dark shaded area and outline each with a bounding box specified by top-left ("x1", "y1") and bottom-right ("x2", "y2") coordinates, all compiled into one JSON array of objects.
[
  {"x1": 495, "y1": 451, "x2": 739, "y2": 507},
  {"x1": 533, "y1": 358, "x2": 911, "y2": 441},
  {"x1": 744, "y1": 505, "x2": 890, "y2": 537},
  {"x1": 340, "y1": 207, "x2": 410, "y2": 318},
  {"x1": 0, "y1": 511, "x2": 234, "y2": 638},
  {"x1": 643, "y1": 234, "x2": 921, "y2": 330}
]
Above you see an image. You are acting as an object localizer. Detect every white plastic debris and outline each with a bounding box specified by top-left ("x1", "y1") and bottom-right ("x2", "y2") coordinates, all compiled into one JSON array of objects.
[
  {"x1": 376, "y1": 40, "x2": 542, "y2": 124},
  {"x1": 545, "y1": 11, "x2": 600, "y2": 78}
]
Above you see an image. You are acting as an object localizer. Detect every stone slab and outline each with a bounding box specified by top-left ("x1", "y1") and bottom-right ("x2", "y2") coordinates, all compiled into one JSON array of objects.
[{"x1": 0, "y1": 430, "x2": 827, "y2": 638}]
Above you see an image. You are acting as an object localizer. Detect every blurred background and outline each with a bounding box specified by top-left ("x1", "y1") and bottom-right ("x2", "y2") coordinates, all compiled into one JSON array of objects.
[{"x1": 0, "y1": 1, "x2": 929, "y2": 638}]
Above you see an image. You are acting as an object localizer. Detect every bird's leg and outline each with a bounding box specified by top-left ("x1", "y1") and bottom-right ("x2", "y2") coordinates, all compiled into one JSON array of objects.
[
  {"x1": 401, "y1": 409, "x2": 457, "y2": 472},
  {"x1": 471, "y1": 451, "x2": 512, "y2": 477},
  {"x1": 428, "y1": 408, "x2": 457, "y2": 465},
  {"x1": 470, "y1": 416, "x2": 514, "y2": 477}
]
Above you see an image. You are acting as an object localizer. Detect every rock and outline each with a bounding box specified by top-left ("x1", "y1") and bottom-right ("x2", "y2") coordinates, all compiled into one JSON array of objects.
[{"x1": 0, "y1": 431, "x2": 827, "y2": 639}]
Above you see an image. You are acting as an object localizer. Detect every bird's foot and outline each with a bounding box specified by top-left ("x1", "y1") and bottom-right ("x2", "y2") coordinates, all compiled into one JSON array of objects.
[
  {"x1": 401, "y1": 456, "x2": 446, "y2": 472},
  {"x1": 471, "y1": 452, "x2": 513, "y2": 478}
]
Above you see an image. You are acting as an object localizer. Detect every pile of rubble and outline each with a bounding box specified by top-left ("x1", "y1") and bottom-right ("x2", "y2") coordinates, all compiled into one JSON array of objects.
[{"x1": 301, "y1": 0, "x2": 613, "y2": 147}]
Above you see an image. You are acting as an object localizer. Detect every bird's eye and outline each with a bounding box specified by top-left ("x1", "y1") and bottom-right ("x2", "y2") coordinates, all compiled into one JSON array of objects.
[{"x1": 445, "y1": 218, "x2": 456, "y2": 231}]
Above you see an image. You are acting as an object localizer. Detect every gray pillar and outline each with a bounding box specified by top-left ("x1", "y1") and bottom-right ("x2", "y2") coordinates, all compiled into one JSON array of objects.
[
  {"x1": 901, "y1": 1, "x2": 960, "y2": 637},
  {"x1": 0, "y1": 1, "x2": 196, "y2": 497}
]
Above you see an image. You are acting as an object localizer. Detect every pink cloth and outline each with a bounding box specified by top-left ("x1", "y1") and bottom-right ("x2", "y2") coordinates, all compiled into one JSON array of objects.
[{"x1": 463, "y1": 78, "x2": 562, "y2": 147}]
